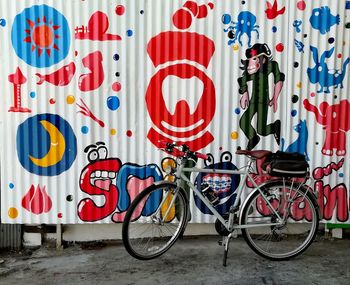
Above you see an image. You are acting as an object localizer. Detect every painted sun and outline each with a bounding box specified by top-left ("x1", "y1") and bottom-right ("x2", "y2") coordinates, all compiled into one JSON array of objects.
[{"x1": 23, "y1": 16, "x2": 60, "y2": 57}]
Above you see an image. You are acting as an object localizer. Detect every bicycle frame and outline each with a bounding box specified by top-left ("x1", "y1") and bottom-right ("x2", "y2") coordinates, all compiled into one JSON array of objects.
[{"x1": 170, "y1": 159, "x2": 285, "y2": 233}]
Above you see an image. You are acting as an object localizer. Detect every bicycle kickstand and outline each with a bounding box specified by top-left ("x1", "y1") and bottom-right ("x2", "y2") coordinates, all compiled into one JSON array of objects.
[{"x1": 222, "y1": 233, "x2": 232, "y2": 267}]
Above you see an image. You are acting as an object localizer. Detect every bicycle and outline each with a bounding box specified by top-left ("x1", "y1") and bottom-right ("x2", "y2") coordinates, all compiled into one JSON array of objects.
[{"x1": 122, "y1": 142, "x2": 320, "y2": 266}]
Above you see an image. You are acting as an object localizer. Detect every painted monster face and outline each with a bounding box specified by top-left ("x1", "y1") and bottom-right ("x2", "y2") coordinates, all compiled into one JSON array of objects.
[{"x1": 194, "y1": 152, "x2": 240, "y2": 215}]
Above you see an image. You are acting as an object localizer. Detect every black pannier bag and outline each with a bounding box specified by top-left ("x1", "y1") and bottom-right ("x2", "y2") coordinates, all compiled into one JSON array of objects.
[{"x1": 262, "y1": 151, "x2": 309, "y2": 177}]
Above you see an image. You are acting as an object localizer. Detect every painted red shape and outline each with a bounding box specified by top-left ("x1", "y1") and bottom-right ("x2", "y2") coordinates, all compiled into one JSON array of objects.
[
  {"x1": 197, "y1": 4, "x2": 209, "y2": 19},
  {"x1": 77, "y1": 98, "x2": 105, "y2": 128},
  {"x1": 183, "y1": 1, "x2": 199, "y2": 16},
  {"x1": 21, "y1": 185, "x2": 52, "y2": 215},
  {"x1": 147, "y1": 31, "x2": 215, "y2": 68},
  {"x1": 304, "y1": 99, "x2": 350, "y2": 156},
  {"x1": 75, "y1": 11, "x2": 122, "y2": 41},
  {"x1": 78, "y1": 51, "x2": 104, "y2": 92},
  {"x1": 146, "y1": 31, "x2": 216, "y2": 151},
  {"x1": 265, "y1": 0, "x2": 286, "y2": 20},
  {"x1": 77, "y1": 158, "x2": 121, "y2": 222},
  {"x1": 8, "y1": 67, "x2": 31, "y2": 113},
  {"x1": 172, "y1": 9, "x2": 193, "y2": 30},
  {"x1": 36, "y1": 62, "x2": 76, "y2": 86}
]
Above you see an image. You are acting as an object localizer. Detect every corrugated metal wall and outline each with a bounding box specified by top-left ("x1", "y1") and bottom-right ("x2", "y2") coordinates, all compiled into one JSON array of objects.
[
  {"x1": 0, "y1": 224, "x2": 22, "y2": 249},
  {"x1": 0, "y1": 0, "x2": 350, "y2": 225}
]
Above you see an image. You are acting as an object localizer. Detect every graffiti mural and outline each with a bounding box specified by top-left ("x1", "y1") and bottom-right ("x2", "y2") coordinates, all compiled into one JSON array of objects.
[{"x1": 0, "y1": 0, "x2": 350, "y2": 225}]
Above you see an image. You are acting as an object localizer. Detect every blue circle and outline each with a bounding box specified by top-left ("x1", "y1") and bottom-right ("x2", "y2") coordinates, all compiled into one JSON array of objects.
[
  {"x1": 30, "y1": 91, "x2": 36, "y2": 98},
  {"x1": 113, "y1": 53, "x2": 120, "y2": 61},
  {"x1": 81, "y1": 126, "x2": 89, "y2": 134},
  {"x1": 234, "y1": 108, "x2": 240, "y2": 115},
  {"x1": 222, "y1": 14, "x2": 231, "y2": 25},
  {"x1": 272, "y1": 26, "x2": 277, "y2": 33},
  {"x1": 126, "y1": 29, "x2": 133, "y2": 37},
  {"x1": 0, "y1": 19, "x2": 6, "y2": 27},
  {"x1": 16, "y1": 113, "x2": 77, "y2": 176},
  {"x1": 339, "y1": 173, "x2": 344, "y2": 178},
  {"x1": 9, "y1": 183, "x2": 14, "y2": 189},
  {"x1": 11, "y1": 5, "x2": 71, "y2": 68},
  {"x1": 107, "y1": 96, "x2": 120, "y2": 111},
  {"x1": 291, "y1": 110, "x2": 297, "y2": 117}
]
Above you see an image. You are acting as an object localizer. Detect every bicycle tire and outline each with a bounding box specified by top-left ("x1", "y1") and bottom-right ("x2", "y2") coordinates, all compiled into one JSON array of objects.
[
  {"x1": 122, "y1": 182, "x2": 188, "y2": 260},
  {"x1": 240, "y1": 180, "x2": 319, "y2": 260}
]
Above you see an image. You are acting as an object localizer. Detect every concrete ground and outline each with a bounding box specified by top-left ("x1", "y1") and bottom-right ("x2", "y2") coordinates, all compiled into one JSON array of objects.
[{"x1": 0, "y1": 235, "x2": 349, "y2": 285}]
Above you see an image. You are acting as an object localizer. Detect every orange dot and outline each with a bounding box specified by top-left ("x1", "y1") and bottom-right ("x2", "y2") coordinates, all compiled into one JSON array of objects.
[
  {"x1": 8, "y1": 207, "x2": 18, "y2": 219},
  {"x1": 231, "y1": 132, "x2": 239, "y2": 140},
  {"x1": 296, "y1": 82, "x2": 302, "y2": 88},
  {"x1": 110, "y1": 128, "x2": 117, "y2": 135},
  {"x1": 33, "y1": 25, "x2": 53, "y2": 48}
]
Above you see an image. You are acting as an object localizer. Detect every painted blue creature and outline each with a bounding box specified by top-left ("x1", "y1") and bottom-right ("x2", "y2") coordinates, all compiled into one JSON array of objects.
[
  {"x1": 294, "y1": 39, "x2": 304, "y2": 53},
  {"x1": 307, "y1": 46, "x2": 350, "y2": 93},
  {"x1": 309, "y1": 6, "x2": 340, "y2": 35},
  {"x1": 293, "y1": 20, "x2": 302, "y2": 33},
  {"x1": 222, "y1": 12, "x2": 259, "y2": 47},
  {"x1": 281, "y1": 120, "x2": 309, "y2": 161},
  {"x1": 194, "y1": 152, "x2": 240, "y2": 215}
]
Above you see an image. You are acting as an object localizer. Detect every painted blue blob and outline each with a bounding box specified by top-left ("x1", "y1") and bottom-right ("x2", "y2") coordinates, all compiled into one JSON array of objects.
[
  {"x1": 0, "y1": 19, "x2": 6, "y2": 27},
  {"x1": 309, "y1": 6, "x2": 340, "y2": 35},
  {"x1": 126, "y1": 29, "x2": 133, "y2": 37},
  {"x1": 339, "y1": 173, "x2": 344, "y2": 178},
  {"x1": 113, "y1": 53, "x2": 120, "y2": 61},
  {"x1": 117, "y1": 163, "x2": 163, "y2": 213},
  {"x1": 16, "y1": 113, "x2": 77, "y2": 176},
  {"x1": 222, "y1": 14, "x2": 231, "y2": 25},
  {"x1": 291, "y1": 110, "x2": 298, "y2": 117},
  {"x1": 9, "y1": 183, "x2": 14, "y2": 189},
  {"x1": 272, "y1": 26, "x2": 277, "y2": 33},
  {"x1": 107, "y1": 96, "x2": 120, "y2": 111},
  {"x1": 11, "y1": 5, "x2": 70, "y2": 68},
  {"x1": 81, "y1": 126, "x2": 89, "y2": 134},
  {"x1": 234, "y1": 108, "x2": 241, "y2": 115},
  {"x1": 30, "y1": 91, "x2": 36, "y2": 98}
]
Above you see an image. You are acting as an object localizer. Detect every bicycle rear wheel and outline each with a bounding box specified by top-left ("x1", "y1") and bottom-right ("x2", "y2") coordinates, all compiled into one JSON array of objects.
[
  {"x1": 122, "y1": 182, "x2": 188, "y2": 260},
  {"x1": 241, "y1": 180, "x2": 319, "y2": 260}
]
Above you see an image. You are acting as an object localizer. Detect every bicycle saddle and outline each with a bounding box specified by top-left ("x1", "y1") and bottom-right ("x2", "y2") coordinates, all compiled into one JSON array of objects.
[{"x1": 235, "y1": 150, "x2": 272, "y2": 159}]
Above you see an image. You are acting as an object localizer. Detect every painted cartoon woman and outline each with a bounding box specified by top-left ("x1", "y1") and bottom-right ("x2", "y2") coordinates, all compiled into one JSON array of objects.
[{"x1": 238, "y1": 43, "x2": 285, "y2": 150}]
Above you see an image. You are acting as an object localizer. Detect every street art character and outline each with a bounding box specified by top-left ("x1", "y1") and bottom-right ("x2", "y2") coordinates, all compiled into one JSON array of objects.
[
  {"x1": 194, "y1": 152, "x2": 240, "y2": 215},
  {"x1": 77, "y1": 142, "x2": 163, "y2": 222},
  {"x1": 222, "y1": 11, "x2": 259, "y2": 47},
  {"x1": 238, "y1": 43, "x2": 285, "y2": 150},
  {"x1": 281, "y1": 120, "x2": 309, "y2": 161},
  {"x1": 309, "y1": 6, "x2": 340, "y2": 35},
  {"x1": 307, "y1": 46, "x2": 350, "y2": 94},
  {"x1": 304, "y1": 99, "x2": 350, "y2": 156}
]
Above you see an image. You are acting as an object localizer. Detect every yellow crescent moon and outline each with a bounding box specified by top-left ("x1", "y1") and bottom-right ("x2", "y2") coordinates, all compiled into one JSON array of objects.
[{"x1": 29, "y1": 120, "x2": 66, "y2": 167}]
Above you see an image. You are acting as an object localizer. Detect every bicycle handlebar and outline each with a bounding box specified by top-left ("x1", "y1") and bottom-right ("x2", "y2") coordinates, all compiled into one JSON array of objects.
[{"x1": 158, "y1": 141, "x2": 208, "y2": 160}]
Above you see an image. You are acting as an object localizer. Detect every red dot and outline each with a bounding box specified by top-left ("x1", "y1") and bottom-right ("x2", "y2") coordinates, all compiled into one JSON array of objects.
[
  {"x1": 58, "y1": 213, "x2": 63, "y2": 218},
  {"x1": 208, "y1": 2, "x2": 214, "y2": 10},
  {"x1": 276, "y1": 43, "x2": 284, "y2": 52},
  {"x1": 297, "y1": 1, "x2": 306, "y2": 10},
  {"x1": 337, "y1": 53, "x2": 342, "y2": 58},
  {"x1": 49, "y1": 98, "x2": 56, "y2": 104},
  {"x1": 310, "y1": 92, "x2": 316, "y2": 97},
  {"x1": 112, "y1": 82, "x2": 122, "y2": 92},
  {"x1": 172, "y1": 9, "x2": 193, "y2": 30},
  {"x1": 115, "y1": 5, "x2": 125, "y2": 16},
  {"x1": 126, "y1": 130, "x2": 133, "y2": 137},
  {"x1": 75, "y1": 51, "x2": 78, "y2": 57}
]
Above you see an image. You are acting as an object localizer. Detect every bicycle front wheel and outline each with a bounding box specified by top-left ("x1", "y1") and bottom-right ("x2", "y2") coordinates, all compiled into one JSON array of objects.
[
  {"x1": 122, "y1": 182, "x2": 188, "y2": 260},
  {"x1": 241, "y1": 180, "x2": 319, "y2": 260}
]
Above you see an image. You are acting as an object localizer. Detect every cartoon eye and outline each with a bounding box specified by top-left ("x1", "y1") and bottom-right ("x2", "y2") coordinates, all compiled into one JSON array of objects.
[
  {"x1": 314, "y1": 11, "x2": 320, "y2": 16},
  {"x1": 204, "y1": 154, "x2": 215, "y2": 166},
  {"x1": 221, "y1": 151, "x2": 232, "y2": 163},
  {"x1": 98, "y1": 146, "x2": 108, "y2": 160},
  {"x1": 88, "y1": 150, "x2": 99, "y2": 162}
]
